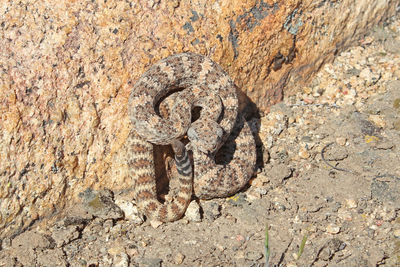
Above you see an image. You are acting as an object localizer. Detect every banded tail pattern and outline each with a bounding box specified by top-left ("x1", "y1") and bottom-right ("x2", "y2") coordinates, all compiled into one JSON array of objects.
[{"x1": 127, "y1": 132, "x2": 192, "y2": 222}]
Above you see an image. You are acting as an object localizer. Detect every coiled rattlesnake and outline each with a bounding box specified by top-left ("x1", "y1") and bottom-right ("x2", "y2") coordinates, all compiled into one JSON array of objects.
[{"x1": 128, "y1": 53, "x2": 256, "y2": 222}]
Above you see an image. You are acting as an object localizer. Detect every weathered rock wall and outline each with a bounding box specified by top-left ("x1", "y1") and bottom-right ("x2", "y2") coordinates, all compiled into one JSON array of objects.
[{"x1": 0, "y1": 0, "x2": 397, "y2": 238}]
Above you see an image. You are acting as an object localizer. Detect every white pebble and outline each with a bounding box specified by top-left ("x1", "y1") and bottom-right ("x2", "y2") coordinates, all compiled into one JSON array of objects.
[
  {"x1": 326, "y1": 224, "x2": 341, "y2": 234},
  {"x1": 115, "y1": 199, "x2": 144, "y2": 225},
  {"x1": 185, "y1": 201, "x2": 202, "y2": 222},
  {"x1": 345, "y1": 199, "x2": 358, "y2": 209}
]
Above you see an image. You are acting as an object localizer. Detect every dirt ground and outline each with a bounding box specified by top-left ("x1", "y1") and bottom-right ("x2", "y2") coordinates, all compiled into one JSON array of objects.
[{"x1": 1, "y1": 15, "x2": 400, "y2": 267}]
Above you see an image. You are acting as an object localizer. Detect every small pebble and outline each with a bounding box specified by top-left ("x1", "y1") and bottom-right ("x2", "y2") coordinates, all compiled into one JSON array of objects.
[
  {"x1": 150, "y1": 220, "x2": 163, "y2": 228},
  {"x1": 298, "y1": 147, "x2": 310, "y2": 159},
  {"x1": 369, "y1": 225, "x2": 378, "y2": 231},
  {"x1": 345, "y1": 199, "x2": 358, "y2": 209},
  {"x1": 336, "y1": 137, "x2": 347, "y2": 146},
  {"x1": 326, "y1": 224, "x2": 341, "y2": 234},
  {"x1": 115, "y1": 199, "x2": 144, "y2": 225},
  {"x1": 255, "y1": 187, "x2": 268, "y2": 195},
  {"x1": 369, "y1": 114, "x2": 386, "y2": 128},
  {"x1": 174, "y1": 253, "x2": 185, "y2": 264},
  {"x1": 185, "y1": 201, "x2": 202, "y2": 222},
  {"x1": 292, "y1": 252, "x2": 299, "y2": 260}
]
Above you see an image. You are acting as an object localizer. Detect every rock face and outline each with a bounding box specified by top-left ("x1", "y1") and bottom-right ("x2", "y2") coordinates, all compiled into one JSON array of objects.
[{"x1": 0, "y1": 1, "x2": 397, "y2": 238}]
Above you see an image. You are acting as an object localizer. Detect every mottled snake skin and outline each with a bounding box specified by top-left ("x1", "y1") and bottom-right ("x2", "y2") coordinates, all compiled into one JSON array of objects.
[
  {"x1": 126, "y1": 134, "x2": 192, "y2": 222},
  {"x1": 128, "y1": 53, "x2": 256, "y2": 222}
]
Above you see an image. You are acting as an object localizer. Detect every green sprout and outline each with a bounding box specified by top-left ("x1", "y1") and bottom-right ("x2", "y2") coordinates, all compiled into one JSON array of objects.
[
  {"x1": 297, "y1": 232, "x2": 308, "y2": 260},
  {"x1": 265, "y1": 224, "x2": 270, "y2": 267}
]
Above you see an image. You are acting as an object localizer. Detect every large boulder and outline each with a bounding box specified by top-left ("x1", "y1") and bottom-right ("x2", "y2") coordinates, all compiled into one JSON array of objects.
[{"x1": 0, "y1": 0, "x2": 397, "y2": 238}]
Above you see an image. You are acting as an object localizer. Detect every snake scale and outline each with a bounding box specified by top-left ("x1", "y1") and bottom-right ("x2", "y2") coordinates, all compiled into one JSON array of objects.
[{"x1": 128, "y1": 53, "x2": 256, "y2": 222}]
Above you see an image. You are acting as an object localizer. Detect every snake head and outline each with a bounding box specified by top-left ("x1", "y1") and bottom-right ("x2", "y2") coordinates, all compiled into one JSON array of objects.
[{"x1": 187, "y1": 119, "x2": 224, "y2": 154}]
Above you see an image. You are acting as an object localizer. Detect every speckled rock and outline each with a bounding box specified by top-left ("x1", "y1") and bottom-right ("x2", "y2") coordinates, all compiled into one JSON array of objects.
[{"x1": 0, "y1": 0, "x2": 397, "y2": 238}]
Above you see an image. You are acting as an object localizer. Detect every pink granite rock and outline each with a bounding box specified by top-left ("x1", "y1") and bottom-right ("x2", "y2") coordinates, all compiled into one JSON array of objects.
[{"x1": 0, "y1": 0, "x2": 397, "y2": 238}]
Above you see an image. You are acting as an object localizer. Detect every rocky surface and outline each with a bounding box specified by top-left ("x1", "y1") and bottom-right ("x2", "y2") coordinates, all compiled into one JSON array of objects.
[
  {"x1": 0, "y1": 0, "x2": 398, "y2": 238},
  {"x1": 1, "y1": 12, "x2": 399, "y2": 267}
]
